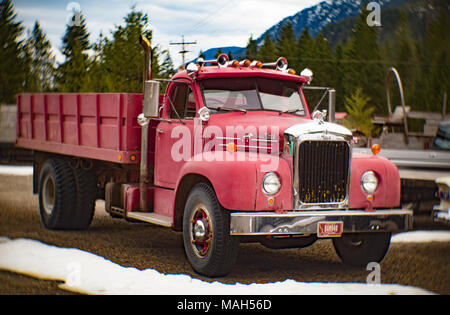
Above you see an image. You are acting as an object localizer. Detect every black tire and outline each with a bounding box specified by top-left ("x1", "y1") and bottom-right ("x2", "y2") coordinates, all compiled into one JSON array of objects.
[
  {"x1": 38, "y1": 159, "x2": 77, "y2": 230},
  {"x1": 71, "y1": 166, "x2": 97, "y2": 229},
  {"x1": 332, "y1": 232, "x2": 391, "y2": 268},
  {"x1": 183, "y1": 183, "x2": 239, "y2": 277}
]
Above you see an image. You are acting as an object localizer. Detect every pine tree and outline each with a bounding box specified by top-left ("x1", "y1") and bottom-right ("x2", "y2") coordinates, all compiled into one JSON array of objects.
[
  {"x1": 333, "y1": 43, "x2": 346, "y2": 111},
  {"x1": 296, "y1": 27, "x2": 315, "y2": 71},
  {"x1": 277, "y1": 22, "x2": 297, "y2": 68},
  {"x1": 343, "y1": 87, "x2": 375, "y2": 138},
  {"x1": 0, "y1": 0, "x2": 27, "y2": 103},
  {"x1": 56, "y1": 13, "x2": 90, "y2": 92},
  {"x1": 343, "y1": 6, "x2": 384, "y2": 113},
  {"x1": 25, "y1": 21, "x2": 56, "y2": 92},
  {"x1": 312, "y1": 32, "x2": 334, "y2": 87},
  {"x1": 159, "y1": 49, "x2": 176, "y2": 79},
  {"x1": 256, "y1": 33, "x2": 278, "y2": 63},
  {"x1": 98, "y1": 8, "x2": 173, "y2": 93},
  {"x1": 245, "y1": 35, "x2": 257, "y2": 60},
  {"x1": 82, "y1": 33, "x2": 108, "y2": 92},
  {"x1": 214, "y1": 48, "x2": 223, "y2": 59},
  {"x1": 390, "y1": 11, "x2": 418, "y2": 109},
  {"x1": 415, "y1": 9, "x2": 449, "y2": 112}
]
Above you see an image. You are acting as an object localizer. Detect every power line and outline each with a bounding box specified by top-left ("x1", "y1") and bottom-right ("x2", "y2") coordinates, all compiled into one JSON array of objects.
[
  {"x1": 184, "y1": 0, "x2": 238, "y2": 36},
  {"x1": 170, "y1": 35, "x2": 197, "y2": 68}
]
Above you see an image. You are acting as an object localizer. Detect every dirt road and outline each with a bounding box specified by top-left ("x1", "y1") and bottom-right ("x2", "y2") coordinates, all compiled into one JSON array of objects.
[{"x1": 1, "y1": 174, "x2": 449, "y2": 294}]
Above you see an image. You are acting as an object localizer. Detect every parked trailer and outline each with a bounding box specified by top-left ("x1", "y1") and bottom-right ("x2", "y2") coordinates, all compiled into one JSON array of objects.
[
  {"x1": 15, "y1": 37, "x2": 412, "y2": 277},
  {"x1": 0, "y1": 104, "x2": 32, "y2": 164},
  {"x1": 353, "y1": 148, "x2": 450, "y2": 211}
]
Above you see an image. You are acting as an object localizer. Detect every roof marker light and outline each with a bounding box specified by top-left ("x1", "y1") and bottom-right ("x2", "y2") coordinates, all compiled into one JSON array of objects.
[
  {"x1": 241, "y1": 59, "x2": 251, "y2": 67},
  {"x1": 230, "y1": 60, "x2": 240, "y2": 68},
  {"x1": 250, "y1": 60, "x2": 263, "y2": 68}
]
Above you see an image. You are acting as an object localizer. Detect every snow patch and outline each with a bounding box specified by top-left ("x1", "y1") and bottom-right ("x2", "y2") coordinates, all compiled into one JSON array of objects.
[
  {"x1": 392, "y1": 231, "x2": 450, "y2": 243},
  {"x1": 0, "y1": 165, "x2": 33, "y2": 176},
  {"x1": 0, "y1": 237, "x2": 437, "y2": 295}
]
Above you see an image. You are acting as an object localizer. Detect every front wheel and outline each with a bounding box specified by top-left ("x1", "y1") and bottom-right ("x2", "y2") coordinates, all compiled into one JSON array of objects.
[
  {"x1": 183, "y1": 183, "x2": 239, "y2": 277},
  {"x1": 332, "y1": 232, "x2": 391, "y2": 268}
]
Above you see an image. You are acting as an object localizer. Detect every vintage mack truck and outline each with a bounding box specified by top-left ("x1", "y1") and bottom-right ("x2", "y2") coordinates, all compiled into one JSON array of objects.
[{"x1": 15, "y1": 36, "x2": 412, "y2": 277}]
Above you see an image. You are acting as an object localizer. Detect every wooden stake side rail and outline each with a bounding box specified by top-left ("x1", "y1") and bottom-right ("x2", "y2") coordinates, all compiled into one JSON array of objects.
[{"x1": 16, "y1": 93, "x2": 144, "y2": 164}]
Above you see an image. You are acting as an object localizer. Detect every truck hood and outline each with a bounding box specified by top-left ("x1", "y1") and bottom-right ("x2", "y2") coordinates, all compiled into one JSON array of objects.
[
  {"x1": 206, "y1": 111, "x2": 352, "y2": 141},
  {"x1": 206, "y1": 111, "x2": 311, "y2": 135}
]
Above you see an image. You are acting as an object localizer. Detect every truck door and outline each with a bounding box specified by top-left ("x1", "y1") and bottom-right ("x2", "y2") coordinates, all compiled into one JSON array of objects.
[{"x1": 154, "y1": 82, "x2": 196, "y2": 188}]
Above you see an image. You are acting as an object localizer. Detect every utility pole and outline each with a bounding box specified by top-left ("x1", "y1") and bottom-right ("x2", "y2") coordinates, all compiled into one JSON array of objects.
[{"x1": 170, "y1": 35, "x2": 197, "y2": 69}]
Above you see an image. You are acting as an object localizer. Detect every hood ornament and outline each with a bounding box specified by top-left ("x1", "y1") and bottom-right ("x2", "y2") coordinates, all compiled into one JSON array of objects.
[{"x1": 311, "y1": 110, "x2": 327, "y2": 125}]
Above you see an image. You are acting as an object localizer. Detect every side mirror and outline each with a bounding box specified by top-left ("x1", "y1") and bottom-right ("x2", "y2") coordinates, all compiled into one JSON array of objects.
[
  {"x1": 198, "y1": 106, "x2": 211, "y2": 122},
  {"x1": 142, "y1": 80, "x2": 160, "y2": 118}
]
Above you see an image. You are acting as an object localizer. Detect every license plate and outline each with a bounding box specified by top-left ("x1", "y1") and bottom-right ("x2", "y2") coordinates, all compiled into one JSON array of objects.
[{"x1": 317, "y1": 221, "x2": 343, "y2": 238}]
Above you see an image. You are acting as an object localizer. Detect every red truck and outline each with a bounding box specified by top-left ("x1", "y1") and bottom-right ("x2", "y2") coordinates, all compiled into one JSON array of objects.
[{"x1": 15, "y1": 37, "x2": 412, "y2": 277}]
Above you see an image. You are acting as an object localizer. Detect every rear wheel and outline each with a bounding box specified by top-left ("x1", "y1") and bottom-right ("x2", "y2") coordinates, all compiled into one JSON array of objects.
[
  {"x1": 183, "y1": 183, "x2": 239, "y2": 277},
  {"x1": 332, "y1": 232, "x2": 391, "y2": 268},
  {"x1": 71, "y1": 166, "x2": 97, "y2": 229},
  {"x1": 39, "y1": 159, "x2": 76, "y2": 230}
]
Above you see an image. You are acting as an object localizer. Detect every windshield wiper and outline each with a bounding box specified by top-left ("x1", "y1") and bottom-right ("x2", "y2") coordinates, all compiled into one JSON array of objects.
[
  {"x1": 279, "y1": 108, "x2": 301, "y2": 115},
  {"x1": 214, "y1": 106, "x2": 247, "y2": 113}
]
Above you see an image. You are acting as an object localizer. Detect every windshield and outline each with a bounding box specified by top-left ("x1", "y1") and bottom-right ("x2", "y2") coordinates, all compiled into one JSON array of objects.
[{"x1": 200, "y1": 78, "x2": 306, "y2": 116}]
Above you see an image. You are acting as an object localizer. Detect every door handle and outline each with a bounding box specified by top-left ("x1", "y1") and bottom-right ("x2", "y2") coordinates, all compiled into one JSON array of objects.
[{"x1": 156, "y1": 128, "x2": 164, "y2": 134}]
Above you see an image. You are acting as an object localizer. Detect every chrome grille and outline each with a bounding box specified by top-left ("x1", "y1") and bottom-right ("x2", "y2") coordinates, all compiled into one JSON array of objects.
[{"x1": 297, "y1": 140, "x2": 350, "y2": 204}]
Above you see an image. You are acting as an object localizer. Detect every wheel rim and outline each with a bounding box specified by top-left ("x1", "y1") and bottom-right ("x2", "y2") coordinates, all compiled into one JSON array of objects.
[
  {"x1": 42, "y1": 173, "x2": 55, "y2": 215},
  {"x1": 189, "y1": 204, "x2": 213, "y2": 259}
]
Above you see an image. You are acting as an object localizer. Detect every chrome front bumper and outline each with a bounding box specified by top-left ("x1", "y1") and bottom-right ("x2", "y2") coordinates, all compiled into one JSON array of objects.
[{"x1": 230, "y1": 209, "x2": 413, "y2": 236}]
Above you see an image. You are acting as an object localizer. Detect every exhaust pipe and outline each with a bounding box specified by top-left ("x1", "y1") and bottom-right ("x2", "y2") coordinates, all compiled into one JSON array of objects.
[
  {"x1": 139, "y1": 35, "x2": 152, "y2": 85},
  {"x1": 138, "y1": 34, "x2": 157, "y2": 212}
]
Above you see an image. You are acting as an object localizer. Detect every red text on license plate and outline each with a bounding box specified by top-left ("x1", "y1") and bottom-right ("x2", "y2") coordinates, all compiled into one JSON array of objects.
[{"x1": 317, "y1": 221, "x2": 343, "y2": 238}]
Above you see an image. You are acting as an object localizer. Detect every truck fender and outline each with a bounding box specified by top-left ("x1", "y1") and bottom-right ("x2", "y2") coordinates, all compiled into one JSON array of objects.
[
  {"x1": 172, "y1": 152, "x2": 292, "y2": 230},
  {"x1": 349, "y1": 155, "x2": 401, "y2": 209}
]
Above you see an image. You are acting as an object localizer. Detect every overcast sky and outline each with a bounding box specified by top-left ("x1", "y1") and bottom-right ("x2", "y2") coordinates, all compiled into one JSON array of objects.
[{"x1": 14, "y1": 0, "x2": 322, "y2": 67}]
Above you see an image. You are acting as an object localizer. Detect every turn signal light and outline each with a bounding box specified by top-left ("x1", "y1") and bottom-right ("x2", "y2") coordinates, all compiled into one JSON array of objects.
[
  {"x1": 371, "y1": 144, "x2": 381, "y2": 155},
  {"x1": 227, "y1": 142, "x2": 237, "y2": 153}
]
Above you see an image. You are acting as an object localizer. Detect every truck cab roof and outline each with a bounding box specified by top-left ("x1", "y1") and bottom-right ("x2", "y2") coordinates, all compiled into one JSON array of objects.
[{"x1": 172, "y1": 66, "x2": 310, "y2": 84}]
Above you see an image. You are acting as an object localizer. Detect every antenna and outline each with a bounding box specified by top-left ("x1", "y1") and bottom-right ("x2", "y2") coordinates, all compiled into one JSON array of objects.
[{"x1": 170, "y1": 35, "x2": 197, "y2": 69}]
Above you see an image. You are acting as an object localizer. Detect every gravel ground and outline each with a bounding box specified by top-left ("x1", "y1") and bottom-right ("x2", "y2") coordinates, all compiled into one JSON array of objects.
[{"x1": 0, "y1": 174, "x2": 449, "y2": 295}]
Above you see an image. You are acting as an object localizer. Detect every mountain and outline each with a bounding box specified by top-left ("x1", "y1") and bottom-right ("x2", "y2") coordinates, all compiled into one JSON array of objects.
[
  {"x1": 198, "y1": 46, "x2": 246, "y2": 61},
  {"x1": 255, "y1": 0, "x2": 414, "y2": 44},
  {"x1": 321, "y1": 0, "x2": 448, "y2": 47},
  {"x1": 195, "y1": 0, "x2": 438, "y2": 60}
]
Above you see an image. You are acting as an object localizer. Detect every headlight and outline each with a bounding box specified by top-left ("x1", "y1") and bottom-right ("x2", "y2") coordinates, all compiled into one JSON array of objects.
[
  {"x1": 361, "y1": 171, "x2": 378, "y2": 194},
  {"x1": 262, "y1": 172, "x2": 281, "y2": 195}
]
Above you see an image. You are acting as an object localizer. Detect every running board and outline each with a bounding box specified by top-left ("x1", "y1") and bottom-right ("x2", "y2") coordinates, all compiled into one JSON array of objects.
[{"x1": 126, "y1": 212, "x2": 172, "y2": 227}]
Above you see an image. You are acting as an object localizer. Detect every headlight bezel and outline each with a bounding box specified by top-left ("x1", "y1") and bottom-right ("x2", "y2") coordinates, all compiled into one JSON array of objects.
[
  {"x1": 262, "y1": 172, "x2": 281, "y2": 196},
  {"x1": 361, "y1": 171, "x2": 379, "y2": 194}
]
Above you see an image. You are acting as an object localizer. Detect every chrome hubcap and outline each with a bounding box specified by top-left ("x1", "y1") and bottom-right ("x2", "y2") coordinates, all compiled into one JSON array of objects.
[
  {"x1": 190, "y1": 205, "x2": 212, "y2": 259},
  {"x1": 42, "y1": 174, "x2": 55, "y2": 215}
]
